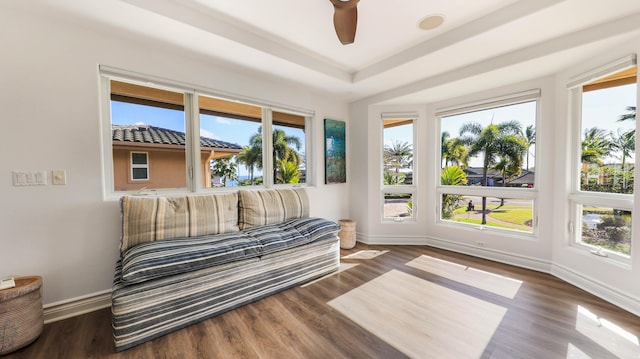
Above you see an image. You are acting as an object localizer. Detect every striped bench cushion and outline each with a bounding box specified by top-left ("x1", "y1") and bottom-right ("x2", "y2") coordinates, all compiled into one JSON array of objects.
[
  {"x1": 244, "y1": 217, "x2": 339, "y2": 255},
  {"x1": 112, "y1": 237, "x2": 340, "y2": 351},
  {"x1": 120, "y1": 217, "x2": 339, "y2": 284}
]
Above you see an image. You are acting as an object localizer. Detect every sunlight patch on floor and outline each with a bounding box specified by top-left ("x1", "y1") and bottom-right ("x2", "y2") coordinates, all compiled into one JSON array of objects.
[
  {"x1": 342, "y1": 250, "x2": 389, "y2": 260},
  {"x1": 566, "y1": 343, "x2": 591, "y2": 358},
  {"x1": 574, "y1": 305, "x2": 640, "y2": 358},
  {"x1": 406, "y1": 255, "x2": 523, "y2": 299},
  {"x1": 328, "y1": 269, "x2": 506, "y2": 358}
]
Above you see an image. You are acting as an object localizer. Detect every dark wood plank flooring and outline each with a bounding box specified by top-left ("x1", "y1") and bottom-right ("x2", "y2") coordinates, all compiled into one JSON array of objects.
[{"x1": 5, "y1": 244, "x2": 640, "y2": 358}]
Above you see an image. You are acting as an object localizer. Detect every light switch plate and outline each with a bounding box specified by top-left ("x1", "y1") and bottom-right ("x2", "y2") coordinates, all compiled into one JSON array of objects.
[
  {"x1": 52, "y1": 170, "x2": 66, "y2": 185},
  {"x1": 12, "y1": 170, "x2": 47, "y2": 186}
]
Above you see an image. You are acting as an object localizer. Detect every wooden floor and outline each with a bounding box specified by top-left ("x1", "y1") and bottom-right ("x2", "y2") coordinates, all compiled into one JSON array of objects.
[{"x1": 5, "y1": 244, "x2": 640, "y2": 358}]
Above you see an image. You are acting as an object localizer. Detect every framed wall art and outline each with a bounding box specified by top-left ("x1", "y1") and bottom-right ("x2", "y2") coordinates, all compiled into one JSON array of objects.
[{"x1": 324, "y1": 119, "x2": 346, "y2": 184}]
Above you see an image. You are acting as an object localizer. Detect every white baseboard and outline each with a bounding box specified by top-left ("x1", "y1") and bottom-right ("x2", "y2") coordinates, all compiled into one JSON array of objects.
[
  {"x1": 423, "y1": 235, "x2": 552, "y2": 273},
  {"x1": 551, "y1": 263, "x2": 640, "y2": 318},
  {"x1": 358, "y1": 233, "x2": 551, "y2": 273},
  {"x1": 43, "y1": 290, "x2": 111, "y2": 324}
]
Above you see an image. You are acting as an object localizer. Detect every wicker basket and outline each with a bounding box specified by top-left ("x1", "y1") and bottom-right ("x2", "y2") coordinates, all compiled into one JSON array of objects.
[
  {"x1": 338, "y1": 219, "x2": 356, "y2": 249},
  {"x1": 0, "y1": 276, "x2": 43, "y2": 355}
]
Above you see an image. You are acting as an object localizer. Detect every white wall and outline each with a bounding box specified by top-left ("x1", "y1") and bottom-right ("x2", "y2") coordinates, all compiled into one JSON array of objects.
[
  {"x1": 0, "y1": 7, "x2": 349, "y2": 306},
  {"x1": 551, "y1": 43, "x2": 640, "y2": 314},
  {"x1": 350, "y1": 36, "x2": 640, "y2": 315}
]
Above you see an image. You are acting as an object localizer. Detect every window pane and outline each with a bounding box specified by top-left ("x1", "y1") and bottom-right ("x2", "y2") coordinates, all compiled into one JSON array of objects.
[
  {"x1": 110, "y1": 80, "x2": 186, "y2": 191},
  {"x1": 580, "y1": 69, "x2": 636, "y2": 194},
  {"x1": 132, "y1": 168, "x2": 148, "y2": 180},
  {"x1": 580, "y1": 205, "x2": 631, "y2": 256},
  {"x1": 199, "y1": 96, "x2": 261, "y2": 188},
  {"x1": 131, "y1": 152, "x2": 147, "y2": 165},
  {"x1": 384, "y1": 193, "x2": 413, "y2": 220},
  {"x1": 441, "y1": 194, "x2": 534, "y2": 233},
  {"x1": 441, "y1": 101, "x2": 536, "y2": 188},
  {"x1": 273, "y1": 111, "x2": 306, "y2": 184},
  {"x1": 383, "y1": 119, "x2": 413, "y2": 185}
]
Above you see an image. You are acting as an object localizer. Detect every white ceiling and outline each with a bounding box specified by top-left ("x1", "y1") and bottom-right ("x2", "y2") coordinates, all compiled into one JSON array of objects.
[{"x1": 15, "y1": 0, "x2": 640, "y2": 103}]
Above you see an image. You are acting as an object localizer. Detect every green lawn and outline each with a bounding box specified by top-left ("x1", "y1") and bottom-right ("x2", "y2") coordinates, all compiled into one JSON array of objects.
[
  {"x1": 449, "y1": 203, "x2": 533, "y2": 231},
  {"x1": 450, "y1": 217, "x2": 516, "y2": 230},
  {"x1": 488, "y1": 207, "x2": 533, "y2": 225}
]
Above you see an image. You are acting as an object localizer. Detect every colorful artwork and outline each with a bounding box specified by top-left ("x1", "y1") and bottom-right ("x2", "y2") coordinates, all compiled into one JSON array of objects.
[{"x1": 324, "y1": 119, "x2": 346, "y2": 184}]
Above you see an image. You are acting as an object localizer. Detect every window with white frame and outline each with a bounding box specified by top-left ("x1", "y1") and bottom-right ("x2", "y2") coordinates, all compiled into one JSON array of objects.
[
  {"x1": 437, "y1": 90, "x2": 539, "y2": 234},
  {"x1": 382, "y1": 114, "x2": 416, "y2": 221},
  {"x1": 130, "y1": 152, "x2": 149, "y2": 181},
  {"x1": 100, "y1": 68, "x2": 313, "y2": 196},
  {"x1": 568, "y1": 55, "x2": 637, "y2": 260}
]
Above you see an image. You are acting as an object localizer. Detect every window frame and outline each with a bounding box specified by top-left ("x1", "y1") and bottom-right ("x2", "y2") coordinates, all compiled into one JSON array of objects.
[
  {"x1": 435, "y1": 90, "x2": 541, "y2": 236},
  {"x1": 381, "y1": 113, "x2": 417, "y2": 223},
  {"x1": 130, "y1": 151, "x2": 149, "y2": 181},
  {"x1": 566, "y1": 55, "x2": 637, "y2": 263},
  {"x1": 99, "y1": 66, "x2": 315, "y2": 199}
]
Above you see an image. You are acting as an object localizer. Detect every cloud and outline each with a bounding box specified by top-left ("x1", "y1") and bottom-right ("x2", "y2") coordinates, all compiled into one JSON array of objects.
[
  {"x1": 216, "y1": 117, "x2": 231, "y2": 125},
  {"x1": 200, "y1": 128, "x2": 218, "y2": 139}
]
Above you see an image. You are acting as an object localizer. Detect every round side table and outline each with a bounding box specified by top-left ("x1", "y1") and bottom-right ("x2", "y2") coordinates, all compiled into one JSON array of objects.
[{"x1": 0, "y1": 276, "x2": 43, "y2": 355}]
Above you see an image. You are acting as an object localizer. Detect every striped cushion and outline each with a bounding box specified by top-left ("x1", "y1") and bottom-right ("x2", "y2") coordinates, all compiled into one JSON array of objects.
[
  {"x1": 120, "y1": 196, "x2": 158, "y2": 251},
  {"x1": 238, "y1": 189, "x2": 309, "y2": 229},
  {"x1": 119, "y1": 217, "x2": 338, "y2": 284},
  {"x1": 246, "y1": 217, "x2": 339, "y2": 255},
  {"x1": 187, "y1": 193, "x2": 239, "y2": 237},
  {"x1": 120, "y1": 193, "x2": 239, "y2": 253},
  {"x1": 120, "y1": 232, "x2": 262, "y2": 284}
]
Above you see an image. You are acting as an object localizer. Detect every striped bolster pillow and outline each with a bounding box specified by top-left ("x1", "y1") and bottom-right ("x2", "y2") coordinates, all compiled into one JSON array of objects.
[
  {"x1": 120, "y1": 193, "x2": 239, "y2": 253},
  {"x1": 238, "y1": 189, "x2": 309, "y2": 230}
]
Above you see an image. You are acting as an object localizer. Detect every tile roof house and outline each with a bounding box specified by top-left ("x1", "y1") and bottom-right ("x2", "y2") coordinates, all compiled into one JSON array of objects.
[{"x1": 112, "y1": 125, "x2": 242, "y2": 190}]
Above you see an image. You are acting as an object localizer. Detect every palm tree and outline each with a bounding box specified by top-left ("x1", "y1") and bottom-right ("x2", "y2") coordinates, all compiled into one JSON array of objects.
[
  {"x1": 236, "y1": 145, "x2": 261, "y2": 185},
  {"x1": 442, "y1": 134, "x2": 469, "y2": 168},
  {"x1": 581, "y1": 127, "x2": 611, "y2": 187},
  {"x1": 248, "y1": 127, "x2": 303, "y2": 183},
  {"x1": 441, "y1": 166, "x2": 468, "y2": 219},
  {"x1": 610, "y1": 128, "x2": 635, "y2": 192},
  {"x1": 211, "y1": 157, "x2": 238, "y2": 186},
  {"x1": 523, "y1": 125, "x2": 536, "y2": 171},
  {"x1": 618, "y1": 106, "x2": 636, "y2": 123},
  {"x1": 384, "y1": 140, "x2": 413, "y2": 184},
  {"x1": 272, "y1": 128, "x2": 302, "y2": 182},
  {"x1": 276, "y1": 159, "x2": 300, "y2": 184},
  {"x1": 441, "y1": 131, "x2": 450, "y2": 167},
  {"x1": 459, "y1": 120, "x2": 527, "y2": 224}
]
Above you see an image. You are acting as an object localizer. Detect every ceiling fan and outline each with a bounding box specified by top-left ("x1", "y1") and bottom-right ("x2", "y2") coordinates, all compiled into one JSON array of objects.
[{"x1": 330, "y1": 0, "x2": 359, "y2": 45}]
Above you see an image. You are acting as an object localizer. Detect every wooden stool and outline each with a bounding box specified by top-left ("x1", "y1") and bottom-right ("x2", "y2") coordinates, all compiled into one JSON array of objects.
[{"x1": 0, "y1": 276, "x2": 43, "y2": 355}]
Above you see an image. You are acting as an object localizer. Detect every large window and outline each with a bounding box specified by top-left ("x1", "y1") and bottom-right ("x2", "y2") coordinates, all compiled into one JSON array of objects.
[
  {"x1": 198, "y1": 96, "x2": 262, "y2": 188},
  {"x1": 101, "y1": 69, "x2": 313, "y2": 195},
  {"x1": 437, "y1": 91, "x2": 539, "y2": 234},
  {"x1": 109, "y1": 80, "x2": 187, "y2": 192},
  {"x1": 569, "y1": 58, "x2": 637, "y2": 260},
  {"x1": 382, "y1": 114, "x2": 415, "y2": 221},
  {"x1": 272, "y1": 111, "x2": 307, "y2": 185}
]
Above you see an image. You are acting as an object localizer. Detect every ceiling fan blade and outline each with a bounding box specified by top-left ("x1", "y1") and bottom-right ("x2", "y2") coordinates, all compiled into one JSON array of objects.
[{"x1": 330, "y1": 0, "x2": 359, "y2": 45}]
